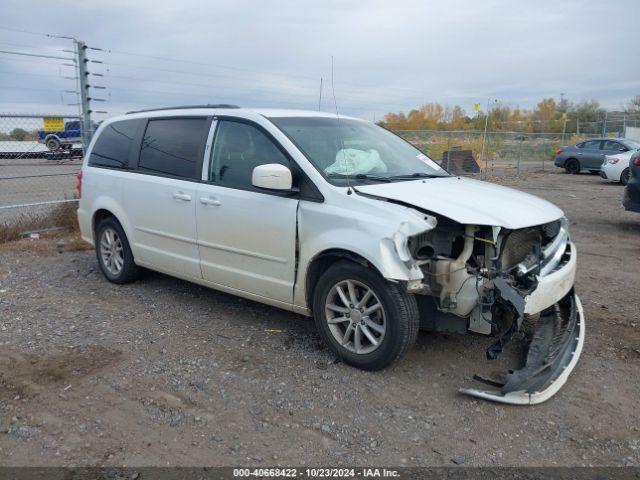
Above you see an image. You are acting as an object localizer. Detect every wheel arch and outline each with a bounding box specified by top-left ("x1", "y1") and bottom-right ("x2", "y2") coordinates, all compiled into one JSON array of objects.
[
  {"x1": 44, "y1": 133, "x2": 61, "y2": 142},
  {"x1": 621, "y1": 167, "x2": 630, "y2": 184},
  {"x1": 89, "y1": 199, "x2": 135, "y2": 251},
  {"x1": 92, "y1": 208, "x2": 119, "y2": 236},
  {"x1": 304, "y1": 248, "x2": 385, "y2": 313}
]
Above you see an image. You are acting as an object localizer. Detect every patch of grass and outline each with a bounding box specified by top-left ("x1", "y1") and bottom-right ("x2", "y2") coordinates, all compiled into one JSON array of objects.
[
  {"x1": 0, "y1": 201, "x2": 79, "y2": 244},
  {"x1": 60, "y1": 233, "x2": 93, "y2": 252}
]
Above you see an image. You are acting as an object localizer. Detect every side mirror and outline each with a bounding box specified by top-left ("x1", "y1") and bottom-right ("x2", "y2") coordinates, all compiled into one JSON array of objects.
[
  {"x1": 252, "y1": 164, "x2": 293, "y2": 191},
  {"x1": 619, "y1": 147, "x2": 628, "y2": 152}
]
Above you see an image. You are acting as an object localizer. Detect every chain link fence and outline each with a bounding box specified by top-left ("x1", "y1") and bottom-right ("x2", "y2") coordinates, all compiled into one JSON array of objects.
[
  {"x1": 0, "y1": 114, "x2": 83, "y2": 221},
  {"x1": 0, "y1": 114, "x2": 615, "y2": 223},
  {"x1": 396, "y1": 130, "x2": 603, "y2": 177}
]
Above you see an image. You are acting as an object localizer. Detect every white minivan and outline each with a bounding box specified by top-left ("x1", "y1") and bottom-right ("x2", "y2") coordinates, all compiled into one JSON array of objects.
[{"x1": 77, "y1": 105, "x2": 584, "y2": 405}]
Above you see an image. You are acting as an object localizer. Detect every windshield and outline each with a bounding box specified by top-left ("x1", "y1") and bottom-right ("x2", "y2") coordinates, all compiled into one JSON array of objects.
[
  {"x1": 623, "y1": 139, "x2": 640, "y2": 149},
  {"x1": 270, "y1": 117, "x2": 449, "y2": 184}
]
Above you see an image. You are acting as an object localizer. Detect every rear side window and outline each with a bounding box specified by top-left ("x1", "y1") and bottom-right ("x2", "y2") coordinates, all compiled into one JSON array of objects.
[
  {"x1": 138, "y1": 117, "x2": 209, "y2": 179},
  {"x1": 583, "y1": 140, "x2": 602, "y2": 150},
  {"x1": 89, "y1": 119, "x2": 141, "y2": 169}
]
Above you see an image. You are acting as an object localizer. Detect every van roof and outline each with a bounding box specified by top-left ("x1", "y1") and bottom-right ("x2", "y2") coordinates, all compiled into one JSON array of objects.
[{"x1": 124, "y1": 105, "x2": 358, "y2": 120}]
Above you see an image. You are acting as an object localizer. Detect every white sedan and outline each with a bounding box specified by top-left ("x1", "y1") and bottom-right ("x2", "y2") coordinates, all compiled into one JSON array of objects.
[{"x1": 601, "y1": 151, "x2": 634, "y2": 185}]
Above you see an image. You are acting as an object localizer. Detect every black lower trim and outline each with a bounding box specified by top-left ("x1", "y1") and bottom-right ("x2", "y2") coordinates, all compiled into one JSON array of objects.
[{"x1": 500, "y1": 291, "x2": 579, "y2": 395}]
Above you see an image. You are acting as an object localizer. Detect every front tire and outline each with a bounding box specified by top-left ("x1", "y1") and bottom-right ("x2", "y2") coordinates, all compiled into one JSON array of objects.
[
  {"x1": 312, "y1": 261, "x2": 419, "y2": 370},
  {"x1": 621, "y1": 168, "x2": 630, "y2": 185},
  {"x1": 45, "y1": 137, "x2": 61, "y2": 151},
  {"x1": 95, "y1": 217, "x2": 139, "y2": 284},
  {"x1": 565, "y1": 158, "x2": 580, "y2": 174}
]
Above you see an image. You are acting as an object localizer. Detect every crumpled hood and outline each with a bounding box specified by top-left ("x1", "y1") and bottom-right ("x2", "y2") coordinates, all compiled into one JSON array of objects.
[{"x1": 355, "y1": 176, "x2": 564, "y2": 229}]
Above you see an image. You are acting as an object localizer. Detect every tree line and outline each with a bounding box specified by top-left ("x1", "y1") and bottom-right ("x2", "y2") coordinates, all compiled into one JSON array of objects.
[
  {"x1": 380, "y1": 96, "x2": 640, "y2": 134},
  {"x1": 0, "y1": 128, "x2": 38, "y2": 141}
]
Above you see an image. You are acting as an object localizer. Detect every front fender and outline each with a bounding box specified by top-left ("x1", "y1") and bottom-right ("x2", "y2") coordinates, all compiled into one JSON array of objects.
[{"x1": 294, "y1": 200, "x2": 435, "y2": 309}]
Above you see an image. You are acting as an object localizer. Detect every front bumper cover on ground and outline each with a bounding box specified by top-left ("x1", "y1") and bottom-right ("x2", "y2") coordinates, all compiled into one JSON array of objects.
[{"x1": 460, "y1": 292, "x2": 584, "y2": 405}]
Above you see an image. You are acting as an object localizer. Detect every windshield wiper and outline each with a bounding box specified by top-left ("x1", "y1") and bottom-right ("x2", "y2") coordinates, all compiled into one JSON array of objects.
[
  {"x1": 386, "y1": 172, "x2": 448, "y2": 180},
  {"x1": 327, "y1": 173, "x2": 392, "y2": 182}
]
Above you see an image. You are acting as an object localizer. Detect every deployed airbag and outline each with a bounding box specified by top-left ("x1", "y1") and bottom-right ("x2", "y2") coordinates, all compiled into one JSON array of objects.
[{"x1": 324, "y1": 148, "x2": 387, "y2": 176}]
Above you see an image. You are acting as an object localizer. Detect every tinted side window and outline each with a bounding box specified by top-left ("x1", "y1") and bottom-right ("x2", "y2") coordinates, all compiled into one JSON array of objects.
[
  {"x1": 583, "y1": 140, "x2": 602, "y2": 150},
  {"x1": 138, "y1": 118, "x2": 208, "y2": 179},
  {"x1": 602, "y1": 140, "x2": 623, "y2": 151},
  {"x1": 89, "y1": 119, "x2": 141, "y2": 169},
  {"x1": 209, "y1": 121, "x2": 291, "y2": 189}
]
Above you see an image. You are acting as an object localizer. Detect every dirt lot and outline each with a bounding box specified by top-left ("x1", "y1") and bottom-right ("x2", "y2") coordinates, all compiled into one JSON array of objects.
[{"x1": 0, "y1": 171, "x2": 639, "y2": 467}]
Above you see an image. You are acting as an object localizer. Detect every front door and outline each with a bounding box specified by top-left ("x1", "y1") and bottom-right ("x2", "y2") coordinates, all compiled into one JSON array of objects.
[{"x1": 196, "y1": 119, "x2": 298, "y2": 303}]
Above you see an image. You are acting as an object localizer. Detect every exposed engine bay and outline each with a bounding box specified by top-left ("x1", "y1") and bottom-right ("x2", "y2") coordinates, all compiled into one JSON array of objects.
[{"x1": 404, "y1": 213, "x2": 584, "y2": 405}]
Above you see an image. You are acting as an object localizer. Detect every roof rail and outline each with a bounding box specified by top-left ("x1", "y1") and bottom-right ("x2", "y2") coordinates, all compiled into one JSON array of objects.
[{"x1": 126, "y1": 104, "x2": 240, "y2": 114}]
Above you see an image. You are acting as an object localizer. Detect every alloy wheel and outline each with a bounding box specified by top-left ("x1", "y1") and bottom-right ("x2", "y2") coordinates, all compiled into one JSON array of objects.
[
  {"x1": 325, "y1": 279, "x2": 386, "y2": 355},
  {"x1": 99, "y1": 227, "x2": 124, "y2": 275}
]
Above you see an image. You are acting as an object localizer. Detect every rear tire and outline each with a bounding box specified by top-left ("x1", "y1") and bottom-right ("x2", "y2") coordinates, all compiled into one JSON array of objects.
[
  {"x1": 565, "y1": 158, "x2": 580, "y2": 174},
  {"x1": 95, "y1": 217, "x2": 139, "y2": 284},
  {"x1": 621, "y1": 168, "x2": 630, "y2": 186},
  {"x1": 312, "y1": 260, "x2": 419, "y2": 371}
]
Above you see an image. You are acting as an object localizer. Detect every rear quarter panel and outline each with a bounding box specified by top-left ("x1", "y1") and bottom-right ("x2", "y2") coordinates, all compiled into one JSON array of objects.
[{"x1": 78, "y1": 167, "x2": 132, "y2": 246}]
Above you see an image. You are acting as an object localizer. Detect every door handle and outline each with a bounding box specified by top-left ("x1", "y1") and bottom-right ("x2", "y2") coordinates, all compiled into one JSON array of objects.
[
  {"x1": 199, "y1": 196, "x2": 221, "y2": 206},
  {"x1": 172, "y1": 192, "x2": 192, "y2": 201}
]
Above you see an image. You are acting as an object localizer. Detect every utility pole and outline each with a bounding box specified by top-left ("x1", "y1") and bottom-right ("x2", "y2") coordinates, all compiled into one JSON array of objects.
[
  {"x1": 602, "y1": 111, "x2": 608, "y2": 137},
  {"x1": 76, "y1": 40, "x2": 92, "y2": 151}
]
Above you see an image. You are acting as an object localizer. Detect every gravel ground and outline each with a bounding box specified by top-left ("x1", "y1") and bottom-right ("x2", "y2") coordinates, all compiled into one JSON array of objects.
[{"x1": 0, "y1": 171, "x2": 639, "y2": 467}]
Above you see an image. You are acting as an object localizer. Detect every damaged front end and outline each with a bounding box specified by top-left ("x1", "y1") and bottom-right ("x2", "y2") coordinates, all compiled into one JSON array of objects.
[
  {"x1": 462, "y1": 292, "x2": 584, "y2": 405},
  {"x1": 405, "y1": 215, "x2": 584, "y2": 405}
]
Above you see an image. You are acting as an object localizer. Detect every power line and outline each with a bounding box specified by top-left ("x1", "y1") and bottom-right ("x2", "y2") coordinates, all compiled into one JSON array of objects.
[
  {"x1": 90, "y1": 46, "x2": 433, "y2": 99},
  {"x1": 92, "y1": 59, "x2": 435, "y2": 108},
  {"x1": 0, "y1": 40, "x2": 66, "y2": 51},
  {"x1": 0, "y1": 32, "x2": 431, "y2": 106},
  {"x1": 94, "y1": 47, "x2": 319, "y2": 82},
  {"x1": 0, "y1": 49, "x2": 74, "y2": 61},
  {"x1": 0, "y1": 25, "x2": 73, "y2": 40},
  {"x1": 0, "y1": 70, "x2": 71, "y2": 79},
  {"x1": 0, "y1": 85, "x2": 76, "y2": 93},
  {"x1": 0, "y1": 55, "x2": 74, "y2": 67},
  {"x1": 0, "y1": 25, "x2": 53, "y2": 37}
]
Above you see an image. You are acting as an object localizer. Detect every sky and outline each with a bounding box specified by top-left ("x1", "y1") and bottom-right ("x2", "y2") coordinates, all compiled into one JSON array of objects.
[{"x1": 0, "y1": 0, "x2": 639, "y2": 121}]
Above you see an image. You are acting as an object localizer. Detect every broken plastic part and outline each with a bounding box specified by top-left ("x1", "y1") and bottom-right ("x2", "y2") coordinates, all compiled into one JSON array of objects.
[
  {"x1": 460, "y1": 292, "x2": 584, "y2": 405},
  {"x1": 485, "y1": 276, "x2": 526, "y2": 359}
]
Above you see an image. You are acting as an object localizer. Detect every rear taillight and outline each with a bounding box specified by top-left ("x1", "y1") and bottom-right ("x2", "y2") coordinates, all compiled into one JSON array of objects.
[
  {"x1": 76, "y1": 170, "x2": 83, "y2": 198},
  {"x1": 555, "y1": 149, "x2": 563, "y2": 155},
  {"x1": 634, "y1": 156, "x2": 640, "y2": 166}
]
